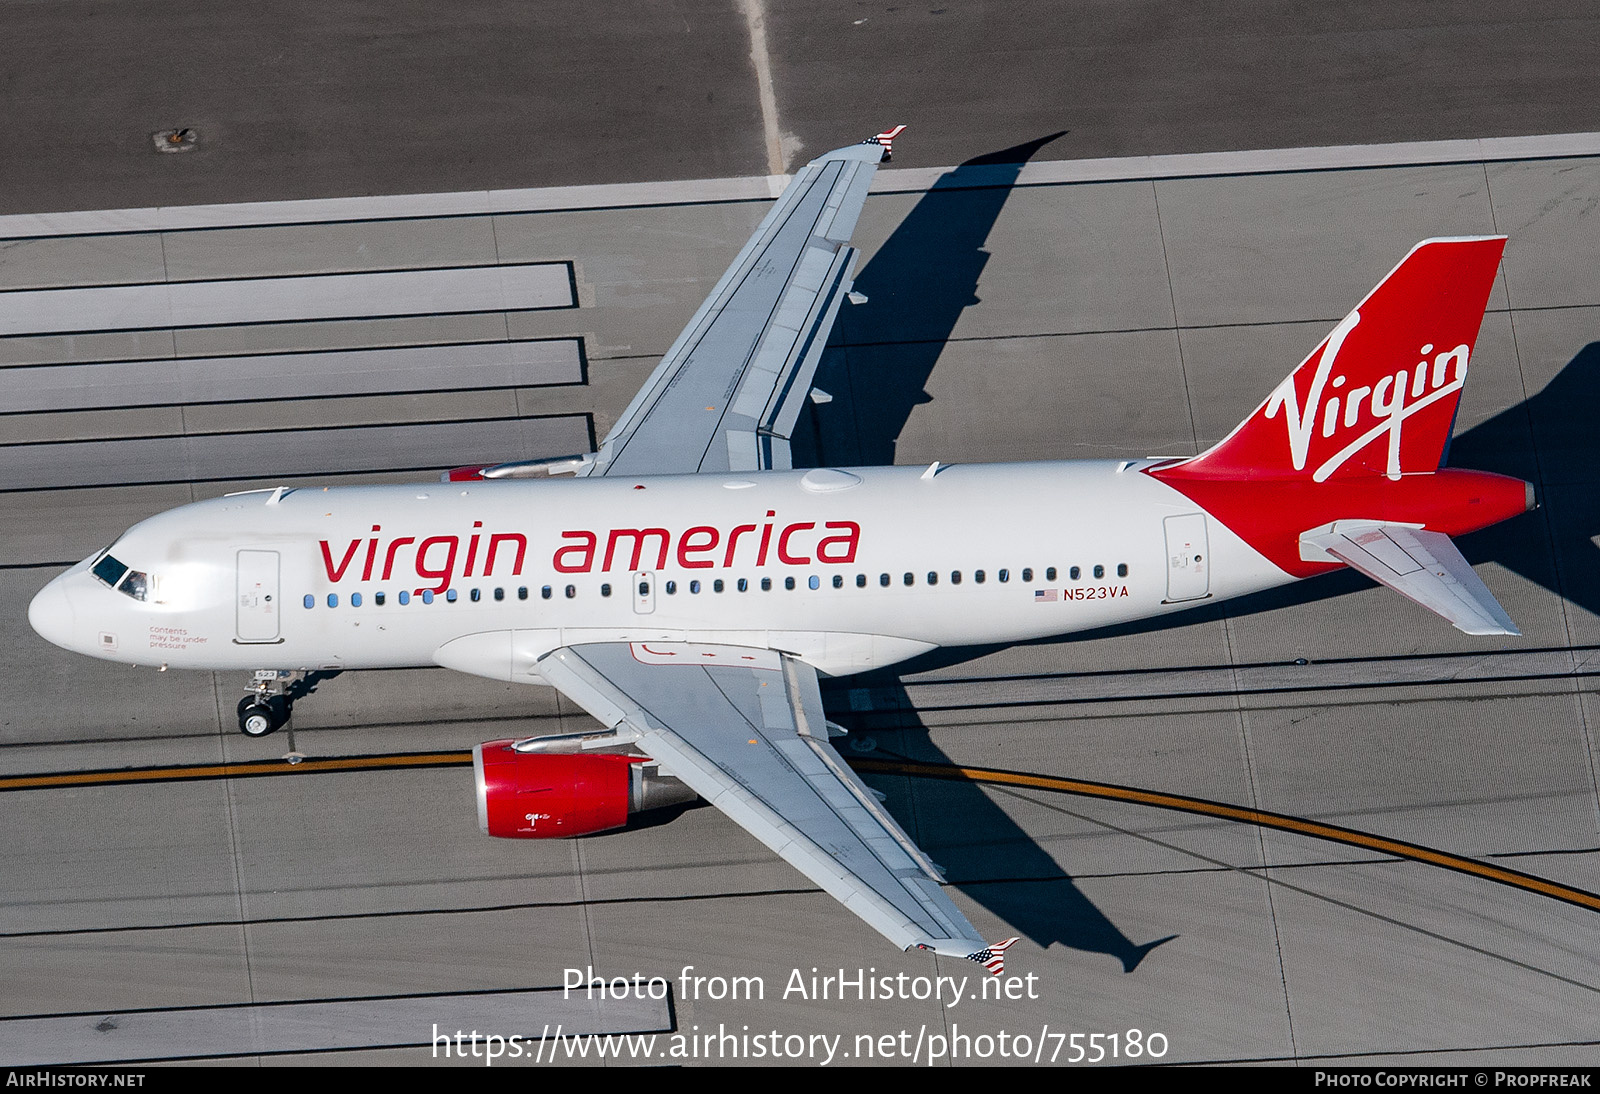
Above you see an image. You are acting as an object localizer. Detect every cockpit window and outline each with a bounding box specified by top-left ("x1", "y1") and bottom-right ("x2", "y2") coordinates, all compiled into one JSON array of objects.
[
  {"x1": 91, "y1": 554, "x2": 150, "y2": 601},
  {"x1": 118, "y1": 569, "x2": 149, "y2": 601},
  {"x1": 92, "y1": 555, "x2": 128, "y2": 588}
]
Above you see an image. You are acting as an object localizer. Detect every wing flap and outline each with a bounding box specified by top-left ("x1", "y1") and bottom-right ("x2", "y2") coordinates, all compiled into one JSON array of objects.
[
  {"x1": 587, "y1": 142, "x2": 888, "y2": 478},
  {"x1": 814, "y1": 155, "x2": 876, "y2": 244},
  {"x1": 1301, "y1": 521, "x2": 1519, "y2": 636},
  {"x1": 535, "y1": 641, "x2": 990, "y2": 956}
]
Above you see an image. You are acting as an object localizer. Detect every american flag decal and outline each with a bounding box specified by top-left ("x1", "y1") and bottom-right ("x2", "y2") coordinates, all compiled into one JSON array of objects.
[
  {"x1": 966, "y1": 937, "x2": 1018, "y2": 976},
  {"x1": 1034, "y1": 589, "x2": 1057, "y2": 602},
  {"x1": 863, "y1": 124, "x2": 908, "y2": 160}
]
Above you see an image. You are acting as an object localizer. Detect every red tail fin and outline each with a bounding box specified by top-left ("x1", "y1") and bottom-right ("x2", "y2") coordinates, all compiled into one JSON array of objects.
[{"x1": 1165, "y1": 237, "x2": 1505, "y2": 483}]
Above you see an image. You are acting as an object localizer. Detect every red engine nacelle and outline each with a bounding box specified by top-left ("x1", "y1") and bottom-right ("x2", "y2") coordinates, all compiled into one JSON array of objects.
[{"x1": 473, "y1": 742, "x2": 640, "y2": 838}]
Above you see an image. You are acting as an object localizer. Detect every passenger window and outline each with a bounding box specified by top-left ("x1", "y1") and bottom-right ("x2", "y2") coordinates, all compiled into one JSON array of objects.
[
  {"x1": 809, "y1": 575, "x2": 821, "y2": 590},
  {"x1": 541, "y1": 586, "x2": 552, "y2": 600},
  {"x1": 327, "y1": 594, "x2": 338, "y2": 609},
  {"x1": 665, "y1": 580, "x2": 677, "y2": 594},
  {"x1": 714, "y1": 579, "x2": 725, "y2": 593},
  {"x1": 601, "y1": 583, "x2": 612, "y2": 597},
  {"x1": 303, "y1": 594, "x2": 314, "y2": 609},
  {"x1": 375, "y1": 592, "x2": 386, "y2": 606},
  {"x1": 399, "y1": 590, "x2": 411, "y2": 605},
  {"x1": 351, "y1": 592, "x2": 363, "y2": 607},
  {"x1": 761, "y1": 577, "x2": 772, "y2": 591},
  {"x1": 1094, "y1": 565, "x2": 1105, "y2": 579},
  {"x1": 975, "y1": 570, "x2": 986, "y2": 584},
  {"x1": 494, "y1": 587, "x2": 504, "y2": 601},
  {"x1": 421, "y1": 590, "x2": 434, "y2": 604},
  {"x1": 518, "y1": 586, "x2": 528, "y2": 600},
  {"x1": 879, "y1": 573, "x2": 890, "y2": 587},
  {"x1": 1070, "y1": 566, "x2": 1080, "y2": 581},
  {"x1": 738, "y1": 578, "x2": 749, "y2": 592},
  {"x1": 1046, "y1": 567, "x2": 1057, "y2": 581},
  {"x1": 471, "y1": 588, "x2": 482, "y2": 602},
  {"x1": 998, "y1": 569, "x2": 1009, "y2": 583},
  {"x1": 856, "y1": 574, "x2": 867, "y2": 588},
  {"x1": 927, "y1": 572, "x2": 937, "y2": 586},
  {"x1": 566, "y1": 585, "x2": 577, "y2": 598},
  {"x1": 1022, "y1": 568, "x2": 1033, "y2": 582},
  {"x1": 833, "y1": 575, "x2": 844, "y2": 589},
  {"x1": 951, "y1": 572, "x2": 961, "y2": 585},
  {"x1": 784, "y1": 576, "x2": 796, "y2": 590},
  {"x1": 903, "y1": 573, "x2": 914, "y2": 586},
  {"x1": 691, "y1": 580, "x2": 702, "y2": 593},
  {"x1": 1117, "y1": 563, "x2": 1129, "y2": 577}
]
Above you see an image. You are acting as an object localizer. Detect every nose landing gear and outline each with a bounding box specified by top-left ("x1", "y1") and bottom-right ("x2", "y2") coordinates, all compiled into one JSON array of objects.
[
  {"x1": 235, "y1": 669, "x2": 341, "y2": 737},
  {"x1": 237, "y1": 693, "x2": 289, "y2": 737}
]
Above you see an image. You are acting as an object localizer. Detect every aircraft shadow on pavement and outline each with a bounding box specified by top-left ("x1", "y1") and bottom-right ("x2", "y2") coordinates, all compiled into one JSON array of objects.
[
  {"x1": 821, "y1": 678, "x2": 1174, "y2": 973},
  {"x1": 791, "y1": 131, "x2": 1067, "y2": 469},
  {"x1": 1449, "y1": 341, "x2": 1600, "y2": 623}
]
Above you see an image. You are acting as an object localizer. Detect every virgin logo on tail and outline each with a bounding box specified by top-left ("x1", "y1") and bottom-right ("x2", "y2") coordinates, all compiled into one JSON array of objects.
[
  {"x1": 1159, "y1": 236, "x2": 1505, "y2": 485},
  {"x1": 1265, "y1": 311, "x2": 1472, "y2": 482}
]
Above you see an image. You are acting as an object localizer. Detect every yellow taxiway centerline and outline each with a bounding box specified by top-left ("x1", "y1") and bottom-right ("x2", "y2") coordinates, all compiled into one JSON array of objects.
[
  {"x1": 0, "y1": 752, "x2": 472, "y2": 790},
  {"x1": 851, "y1": 759, "x2": 1600, "y2": 915},
  {"x1": 4, "y1": 751, "x2": 1596, "y2": 914}
]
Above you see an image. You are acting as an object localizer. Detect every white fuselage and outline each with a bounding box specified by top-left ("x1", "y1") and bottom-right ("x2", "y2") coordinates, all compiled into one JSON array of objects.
[{"x1": 30, "y1": 461, "x2": 1292, "y2": 680}]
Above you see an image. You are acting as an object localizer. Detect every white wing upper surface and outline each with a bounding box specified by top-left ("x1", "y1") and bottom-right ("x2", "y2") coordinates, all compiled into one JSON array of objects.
[
  {"x1": 536, "y1": 641, "x2": 990, "y2": 957},
  {"x1": 584, "y1": 142, "x2": 886, "y2": 478},
  {"x1": 533, "y1": 139, "x2": 1002, "y2": 959}
]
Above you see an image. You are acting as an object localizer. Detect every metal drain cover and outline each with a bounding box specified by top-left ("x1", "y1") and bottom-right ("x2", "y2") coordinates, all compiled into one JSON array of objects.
[{"x1": 152, "y1": 127, "x2": 198, "y2": 153}]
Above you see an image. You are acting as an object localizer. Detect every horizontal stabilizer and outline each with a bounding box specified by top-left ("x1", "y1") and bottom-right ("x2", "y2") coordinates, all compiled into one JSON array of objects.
[{"x1": 1300, "y1": 522, "x2": 1519, "y2": 636}]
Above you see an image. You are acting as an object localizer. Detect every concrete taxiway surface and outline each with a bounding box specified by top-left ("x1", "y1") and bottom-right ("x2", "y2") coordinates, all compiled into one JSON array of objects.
[
  {"x1": 2, "y1": 131, "x2": 1598, "y2": 1065},
  {"x1": 3, "y1": 2, "x2": 1600, "y2": 213}
]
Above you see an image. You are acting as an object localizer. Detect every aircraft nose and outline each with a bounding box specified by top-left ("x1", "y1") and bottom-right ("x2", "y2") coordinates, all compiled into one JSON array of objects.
[{"x1": 28, "y1": 575, "x2": 78, "y2": 652}]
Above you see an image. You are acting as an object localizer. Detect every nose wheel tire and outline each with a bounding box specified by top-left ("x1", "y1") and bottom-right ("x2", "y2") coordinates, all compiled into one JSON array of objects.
[
  {"x1": 239, "y1": 704, "x2": 275, "y2": 737},
  {"x1": 237, "y1": 695, "x2": 289, "y2": 737}
]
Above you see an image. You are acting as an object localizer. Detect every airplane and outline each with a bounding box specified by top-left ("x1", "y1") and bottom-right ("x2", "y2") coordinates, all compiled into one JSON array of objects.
[{"x1": 27, "y1": 128, "x2": 1533, "y2": 974}]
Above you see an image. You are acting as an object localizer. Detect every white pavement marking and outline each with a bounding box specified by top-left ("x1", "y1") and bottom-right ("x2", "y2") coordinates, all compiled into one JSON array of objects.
[
  {"x1": 0, "y1": 988, "x2": 670, "y2": 1065},
  {"x1": 0, "y1": 339, "x2": 584, "y2": 414},
  {"x1": 880, "y1": 131, "x2": 1600, "y2": 193},
  {"x1": 877, "y1": 647, "x2": 1600, "y2": 710},
  {"x1": 0, "y1": 264, "x2": 574, "y2": 336},
  {"x1": 1, "y1": 417, "x2": 593, "y2": 490},
  {"x1": 737, "y1": 0, "x2": 789, "y2": 176},
  {"x1": 3, "y1": 133, "x2": 1597, "y2": 239}
]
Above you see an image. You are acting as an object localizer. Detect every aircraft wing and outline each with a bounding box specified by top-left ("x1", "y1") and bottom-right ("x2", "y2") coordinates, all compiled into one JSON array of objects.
[
  {"x1": 534, "y1": 641, "x2": 1009, "y2": 965},
  {"x1": 1300, "y1": 521, "x2": 1520, "y2": 636},
  {"x1": 582, "y1": 136, "x2": 894, "y2": 478}
]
